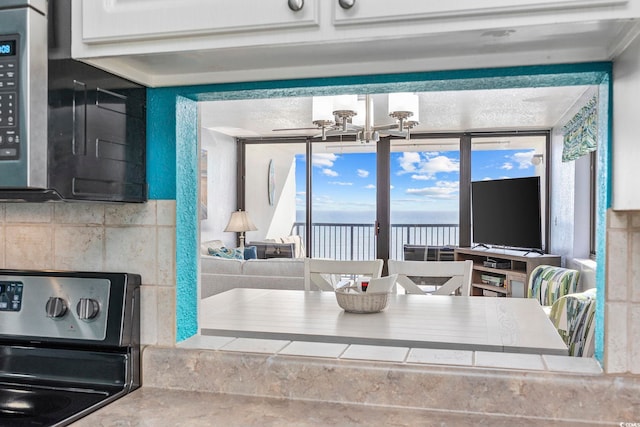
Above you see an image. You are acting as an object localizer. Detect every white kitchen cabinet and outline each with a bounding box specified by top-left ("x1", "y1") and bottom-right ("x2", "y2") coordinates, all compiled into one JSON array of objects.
[
  {"x1": 80, "y1": 0, "x2": 319, "y2": 44},
  {"x1": 332, "y1": 0, "x2": 627, "y2": 26},
  {"x1": 72, "y1": 0, "x2": 639, "y2": 87}
]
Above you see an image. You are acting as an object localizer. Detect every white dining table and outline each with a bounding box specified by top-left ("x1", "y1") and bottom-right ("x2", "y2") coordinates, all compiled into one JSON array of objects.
[{"x1": 200, "y1": 289, "x2": 568, "y2": 355}]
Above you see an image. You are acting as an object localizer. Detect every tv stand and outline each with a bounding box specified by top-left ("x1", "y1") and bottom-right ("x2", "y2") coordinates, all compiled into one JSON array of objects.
[
  {"x1": 472, "y1": 243, "x2": 490, "y2": 249},
  {"x1": 523, "y1": 248, "x2": 545, "y2": 256},
  {"x1": 454, "y1": 247, "x2": 561, "y2": 298}
]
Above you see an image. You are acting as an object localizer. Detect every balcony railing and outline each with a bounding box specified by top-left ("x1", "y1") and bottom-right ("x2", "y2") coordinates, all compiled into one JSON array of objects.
[{"x1": 291, "y1": 222, "x2": 459, "y2": 260}]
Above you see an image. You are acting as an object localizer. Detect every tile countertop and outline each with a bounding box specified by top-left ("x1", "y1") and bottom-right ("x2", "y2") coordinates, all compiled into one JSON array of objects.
[{"x1": 70, "y1": 342, "x2": 640, "y2": 426}]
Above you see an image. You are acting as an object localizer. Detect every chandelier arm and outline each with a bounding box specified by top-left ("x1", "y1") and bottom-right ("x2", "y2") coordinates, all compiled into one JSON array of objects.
[{"x1": 372, "y1": 123, "x2": 399, "y2": 131}]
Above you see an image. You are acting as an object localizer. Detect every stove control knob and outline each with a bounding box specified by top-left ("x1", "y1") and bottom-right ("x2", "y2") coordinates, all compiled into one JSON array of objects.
[
  {"x1": 45, "y1": 297, "x2": 68, "y2": 318},
  {"x1": 76, "y1": 298, "x2": 100, "y2": 320}
]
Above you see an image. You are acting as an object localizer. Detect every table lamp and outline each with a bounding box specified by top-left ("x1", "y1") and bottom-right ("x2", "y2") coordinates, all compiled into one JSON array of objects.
[{"x1": 224, "y1": 210, "x2": 257, "y2": 248}]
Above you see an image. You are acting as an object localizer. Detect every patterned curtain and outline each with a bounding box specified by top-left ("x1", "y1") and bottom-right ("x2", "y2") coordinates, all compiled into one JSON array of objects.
[{"x1": 562, "y1": 96, "x2": 598, "y2": 162}]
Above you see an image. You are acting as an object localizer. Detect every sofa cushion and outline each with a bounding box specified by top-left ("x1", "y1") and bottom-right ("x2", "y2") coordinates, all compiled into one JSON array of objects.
[
  {"x1": 242, "y1": 258, "x2": 304, "y2": 277},
  {"x1": 244, "y1": 245, "x2": 257, "y2": 260},
  {"x1": 201, "y1": 256, "x2": 243, "y2": 275},
  {"x1": 208, "y1": 246, "x2": 244, "y2": 260},
  {"x1": 201, "y1": 239, "x2": 224, "y2": 256}
]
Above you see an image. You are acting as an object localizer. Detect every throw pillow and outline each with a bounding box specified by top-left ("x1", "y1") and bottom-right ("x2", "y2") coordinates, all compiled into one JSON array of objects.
[
  {"x1": 244, "y1": 245, "x2": 257, "y2": 260},
  {"x1": 208, "y1": 246, "x2": 243, "y2": 260},
  {"x1": 201, "y1": 239, "x2": 224, "y2": 255}
]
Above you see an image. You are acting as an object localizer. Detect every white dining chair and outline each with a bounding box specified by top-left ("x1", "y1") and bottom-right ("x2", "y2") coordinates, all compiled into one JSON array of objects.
[
  {"x1": 387, "y1": 259, "x2": 473, "y2": 296},
  {"x1": 304, "y1": 259, "x2": 384, "y2": 291}
]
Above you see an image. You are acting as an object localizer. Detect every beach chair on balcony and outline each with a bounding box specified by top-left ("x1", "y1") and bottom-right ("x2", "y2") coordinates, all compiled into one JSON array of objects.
[
  {"x1": 304, "y1": 259, "x2": 384, "y2": 291},
  {"x1": 388, "y1": 259, "x2": 473, "y2": 296}
]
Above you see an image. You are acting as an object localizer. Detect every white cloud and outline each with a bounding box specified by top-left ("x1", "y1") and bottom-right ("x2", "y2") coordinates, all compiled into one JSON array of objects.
[
  {"x1": 390, "y1": 185, "x2": 394, "y2": 190},
  {"x1": 398, "y1": 152, "x2": 421, "y2": 173},
  {"x1": 423, "y1": 151, "x2": 441, "y2": 157},
  {"x1": 421, "y1": 155, "x2": 459, "y2": 174},
  {"x1": 411, "y1": 174, "x2": 432, "y2": 181},
  {"x1": 329, "y1": 181, "x2": 352, "y2": 186},
  {"x1": 500, "y1": 162, "x2": 514, "y2": 170},
  {"x1": 405, "y1": 155, "x2": 460, "y2": 180},
  {"x1": 513, "y1": 150, "x2": 535, "y2": 169},
  {"x1": 296, "y1": 191, "x2": 306, "y2": 196},
  {"x1": 312, "y1": 153, "x2": 338, "y2": 168},
  {"x1": 405, "y1": 180, "x2": 459, "y2": 199},
  {"x1": 357, "y1": 169, "x2": 369, "y2": 178},
  {"x1": 365, "y1": 184, "x2": 376, "y2": 189},
  {"x1": 322, "y1": 168, "x2": 338, "y2": 177},
  {"x1": 436, "y1": 180, "x2": 459, "y2": 189}
]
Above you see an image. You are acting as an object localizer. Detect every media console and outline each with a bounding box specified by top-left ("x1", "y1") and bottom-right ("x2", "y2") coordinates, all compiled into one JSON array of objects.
[{"x1": 454, "y1": 247, "x2": 561, "y2": 297}]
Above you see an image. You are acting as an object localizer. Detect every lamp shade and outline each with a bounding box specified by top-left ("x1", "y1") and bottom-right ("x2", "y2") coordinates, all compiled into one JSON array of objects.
[
  {"x1": 332, "y1": 94, "x2": 358, "y2": 112},
  {"x1": 224, "y1": 210, "x2": 258, "y2": 233},
  {"x1": 312, "y1": 96, "x2": 334, "y2": 123},
  {"x1": 352, "y1": 96, "x2": 373, "y2": 128},
  {"x1": 388, "y1": 92, "x2": 419, "y2": 115}
]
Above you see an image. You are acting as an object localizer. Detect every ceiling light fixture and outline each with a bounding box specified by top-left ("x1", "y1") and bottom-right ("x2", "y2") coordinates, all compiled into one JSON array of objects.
[
  {"x1": 281, "y1": 93, "x2": 420, "y2": 143},
  {"x1": 388, "y1": 92, "x2": 420, "y2": 133}
]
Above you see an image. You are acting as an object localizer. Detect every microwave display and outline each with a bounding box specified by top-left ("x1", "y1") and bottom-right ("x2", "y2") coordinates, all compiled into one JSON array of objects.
[{"x1": 0, "y1": 40, "x2": 15, "y2": 56}]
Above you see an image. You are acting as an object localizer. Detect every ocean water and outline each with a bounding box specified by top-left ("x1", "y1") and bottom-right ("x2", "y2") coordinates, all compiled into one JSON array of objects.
[
  {"x1": 295, "y1": 210, "x2": 459, "y2": 259},
  {"x1": 297, "y1": 210, "x2": 458, "y2": 225}
]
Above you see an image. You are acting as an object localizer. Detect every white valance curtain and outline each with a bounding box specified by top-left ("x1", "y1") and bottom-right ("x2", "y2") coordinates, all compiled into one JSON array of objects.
[{"x1": 562, "y1": 96, "x2": 598, "y2": 162}]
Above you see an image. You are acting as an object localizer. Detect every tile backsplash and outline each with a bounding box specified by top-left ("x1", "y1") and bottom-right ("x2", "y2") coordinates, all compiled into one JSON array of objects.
[
  {"x1": 0, "y1": 201, "x2": 176, "y2": 346},
  {"x1": 606, "y1": 209, "x2": 640, "y2": 374},
  {"x1": 4, "y1": 202, "x2": 638, "y2": 374}
]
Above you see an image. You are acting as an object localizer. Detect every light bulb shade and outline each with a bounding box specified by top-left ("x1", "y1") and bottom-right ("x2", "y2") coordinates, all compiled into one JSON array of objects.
[
  {"x1": 332, "y1": 94, "x2": 358, "y2": 113},
  {"x1": 312, "y1": 96, "x2": 334, "y2": 123},
  {"x1": 224, "y1": 210, "x2": 258, "y2": 233},
  {"x1": 388, "y1": 92, "x2": 419, "y2": 116},
  {"x1": 408, "y1": 104, "x2": 420, "y2": 123},
  {"x1": 352, "y1": 97, "x2": 373, "y2": 127}
]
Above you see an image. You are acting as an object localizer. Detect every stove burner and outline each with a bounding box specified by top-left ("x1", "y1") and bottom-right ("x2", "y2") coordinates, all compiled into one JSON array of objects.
[
  {"x1": 0, "y1": 388, "x2": 71, "y2": 418},
  {"x1": 0, "y1": 383, "x2": 112, "y2": 426}
]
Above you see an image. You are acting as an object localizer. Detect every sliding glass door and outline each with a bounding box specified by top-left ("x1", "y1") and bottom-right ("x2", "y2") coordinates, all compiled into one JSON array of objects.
[
  {"x1": 308, "y1": 140, "x2": 378, "y2": 260},
  {"x1": 388, "y1": 137, "x2": 462, "y2": 260}
]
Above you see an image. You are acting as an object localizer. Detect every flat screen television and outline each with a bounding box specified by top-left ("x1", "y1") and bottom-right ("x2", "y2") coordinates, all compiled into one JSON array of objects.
[{"x1": 471, "y1": 176, "x2": 542, "y2": 251}]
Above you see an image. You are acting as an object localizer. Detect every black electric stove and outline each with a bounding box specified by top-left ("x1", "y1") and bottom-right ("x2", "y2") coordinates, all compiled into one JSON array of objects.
[{"x1": 0, "y1": 270, "x2": 140, "y2": 426}]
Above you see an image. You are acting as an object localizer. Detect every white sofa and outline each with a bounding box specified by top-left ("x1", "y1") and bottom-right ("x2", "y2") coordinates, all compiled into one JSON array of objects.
[{"x1": 201, "y1": 256, "x2": 305, "y2": 298}]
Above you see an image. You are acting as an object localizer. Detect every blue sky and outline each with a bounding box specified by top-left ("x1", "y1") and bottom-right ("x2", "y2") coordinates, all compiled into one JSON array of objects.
[{"x1": 295, "y1": 148, "x2": 537, "y2": 218}]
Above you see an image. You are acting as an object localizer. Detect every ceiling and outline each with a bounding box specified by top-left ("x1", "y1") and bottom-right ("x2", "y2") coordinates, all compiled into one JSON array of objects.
[{"x1": 200, "y1": 85, "x2": 593, "y2": 139}]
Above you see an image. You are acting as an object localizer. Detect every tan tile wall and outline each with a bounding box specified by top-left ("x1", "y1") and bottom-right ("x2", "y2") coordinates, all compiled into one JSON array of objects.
[
  {"x1": 0, "y1": 200, "x2": 176, "y2": 347},
  {"x1": 3, "y1": 202, "x2": 638, "y2": 373},
  {"x1": 605, "y1": 209, "x2": 640, "y2": 373}
]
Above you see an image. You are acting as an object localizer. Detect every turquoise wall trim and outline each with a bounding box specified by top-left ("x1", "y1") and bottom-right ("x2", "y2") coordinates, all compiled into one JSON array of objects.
[
  {"x1": 594, "y1": 76, "x2": 612, "y2": 361},
  {"x1": 147, "y1": 87, "x2": 180, "y2": 200},
  {"x1": 175, "y1": 97, "x2": 199, "y2": 341},
  {"x1": 147, "y1": 62, "x2": 612, "y2": 349}
]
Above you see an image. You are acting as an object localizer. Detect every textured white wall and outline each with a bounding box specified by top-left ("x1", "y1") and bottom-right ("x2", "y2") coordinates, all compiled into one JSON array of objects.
[
  {"x1": 549, "y1": 87, "x2": 597, "y2": 263},
  {"x1": 244, "y1": 143, "x2": 301, "y2": 242},
  {"x1": 199, "y1": 128, "x2": 237, "y2": 247}
]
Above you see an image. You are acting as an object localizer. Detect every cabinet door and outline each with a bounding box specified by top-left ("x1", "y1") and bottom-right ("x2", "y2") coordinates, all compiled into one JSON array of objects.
[
  {"x1": 506, "y1": 272, "x2": 527, "y2": 298},
  {"x1": 81, "y1": 0, "x2": 319, "y2": 44},
  {"x1": 333, "y1": 0, "x2": 627, "y2": 26}
]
